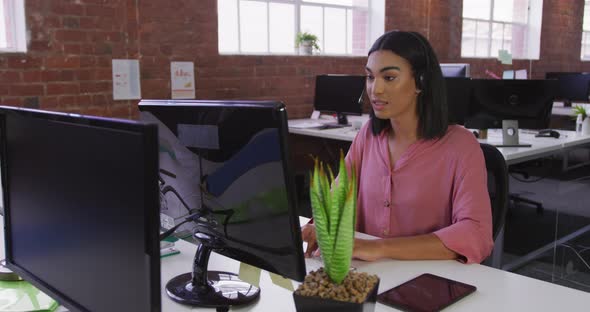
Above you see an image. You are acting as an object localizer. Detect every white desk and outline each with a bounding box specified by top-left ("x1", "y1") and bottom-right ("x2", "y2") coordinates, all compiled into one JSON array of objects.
[
  {"x1": 551, "y1": 103, "x2": 590, "y2": 116},
  {"x1": 289, "y1": 117, "x2": 590, "y2": 166},
  {"x1": 3, "y1": 218, "x2": 590, "y2": 311},
  {"x1": 161, "y1": 231, "x2": 590, "y2": 311}
]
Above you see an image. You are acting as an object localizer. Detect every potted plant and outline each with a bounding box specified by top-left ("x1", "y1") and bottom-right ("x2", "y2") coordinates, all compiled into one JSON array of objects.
[
  {"x1": 293, "y1": 152, "x2": 379, "y2": 312},
  {"x1": 296, "y1": 32, "x2": 320, "y2": 55},
  {"x1": 573, "y1": 105, "x2": 590, "y2": 135}
]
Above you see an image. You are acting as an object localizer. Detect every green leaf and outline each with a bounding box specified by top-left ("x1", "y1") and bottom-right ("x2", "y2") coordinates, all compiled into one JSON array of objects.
[{"x1": 327, "y1": 189, "x2": 355, "y2": 283}]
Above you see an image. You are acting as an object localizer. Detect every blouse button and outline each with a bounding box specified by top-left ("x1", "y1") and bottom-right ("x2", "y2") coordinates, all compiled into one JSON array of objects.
[
  {"x1": 384, "y1": 200, "x2": 390, "y2": 207},
  {"x1": 382, "y1": 229, "x2": 389, "y2": 236}
]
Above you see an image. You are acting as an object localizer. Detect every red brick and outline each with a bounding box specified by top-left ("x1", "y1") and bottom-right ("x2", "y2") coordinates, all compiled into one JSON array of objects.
[
  {"x1": 47, "y1": 83, "x2": 79, "y2": 95},
  {"x1": 55, "y1": 30, "x2": 87, "y2": 42},
  {"x1": 22, "y1": 71, "x2": 42, "y2": 82},
  {"x1": 58, "y1": 95, "x2": 78, "y2": 106},
  {"x1": 7, "y1": 56, "x2": 43, "y2": 69},
  {"x1": 45, "y1": 56, "x2": 81, "y2": 69},
  {"x1": 10, "y1": 84, "x2": 45, "y2": 96},
  {"x1": 40, "y1": 96, "x2": 59, "y2": 110},
  {"x1": 0, "y1": 71, "x2": 21, "y2": 83},
  {"x1": 80, "y1": 81, "x2": 110, "y2": 93},
  {"x1": 85, "y1": 5, "x2": 116, "y2": 17},
  {"x1": 63, "y1": 44, "x2": 82, "y2": 54},
  {"x1": 1, "y1": 98, "x2": 24, "y2": 106}
]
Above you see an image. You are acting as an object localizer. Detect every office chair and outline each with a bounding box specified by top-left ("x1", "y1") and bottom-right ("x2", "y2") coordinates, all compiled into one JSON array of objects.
[
  {"x1": 509, "y1": 165, "x2": 544, "y2": 214},
  {"x1": 480, "y1": 143, "x2": 509, "y2": 241}
]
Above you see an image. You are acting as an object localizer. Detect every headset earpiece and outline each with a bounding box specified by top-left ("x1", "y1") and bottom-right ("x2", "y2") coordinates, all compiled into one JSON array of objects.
[
  {"x1": 407, "y1": 31, "x2": 429, "y2": 91},
  {"x1": 416, "y1": 73, "x2": 425, "y2": 91}
]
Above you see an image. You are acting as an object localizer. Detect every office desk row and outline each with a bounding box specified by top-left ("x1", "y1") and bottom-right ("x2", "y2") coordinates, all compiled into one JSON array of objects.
[{"x1": 288, "y1": 115, "x2": 590, "y2": 166}]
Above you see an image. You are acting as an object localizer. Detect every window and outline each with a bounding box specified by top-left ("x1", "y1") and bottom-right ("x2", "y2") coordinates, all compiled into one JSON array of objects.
[
  {"x1": 0, "y1": 0, "x2": 26, "y2": 53},
  {"x1": 461, "y1": 0, "x2": 543, "y2": 59},
  {"x1": 582, "y1": 1, "x2": 590, "y2": 60},
  {"x1": 217, "y1": 0, "x2": 384, "y2": 56}
]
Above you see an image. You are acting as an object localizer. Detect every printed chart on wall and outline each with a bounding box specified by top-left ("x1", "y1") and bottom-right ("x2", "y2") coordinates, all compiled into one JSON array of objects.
[
  {"x1": 112, "y1": 59, "x2": 141, "y2": 100},
  {"x1": 171, "y1": 62, "x2": 195, "y2": 99}
]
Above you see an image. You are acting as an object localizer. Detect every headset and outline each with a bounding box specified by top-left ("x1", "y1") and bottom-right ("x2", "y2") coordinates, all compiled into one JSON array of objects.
[{"x1": 405, "y1": 31, "x2": 430, "y2": 91}]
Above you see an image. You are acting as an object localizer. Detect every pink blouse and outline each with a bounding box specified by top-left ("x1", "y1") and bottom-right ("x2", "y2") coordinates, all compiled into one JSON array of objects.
[{"x1": 345, "y1": 123, "x2": 494, "y2": 264}]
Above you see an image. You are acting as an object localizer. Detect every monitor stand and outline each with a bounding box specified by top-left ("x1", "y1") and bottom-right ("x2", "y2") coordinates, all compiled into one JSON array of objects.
[{"x1": 165, "y1": 232, "x2": 260, "y2": 309}]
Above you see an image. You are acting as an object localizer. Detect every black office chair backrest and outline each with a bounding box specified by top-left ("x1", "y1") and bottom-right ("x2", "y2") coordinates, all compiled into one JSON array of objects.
[{"x1": 480, "y1": 143, "x2": 509, "y2": 240}]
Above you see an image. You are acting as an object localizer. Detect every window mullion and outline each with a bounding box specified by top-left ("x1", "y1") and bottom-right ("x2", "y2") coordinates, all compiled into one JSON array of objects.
[
  {"x1": 488, "y1": 0, "x2": 494, "y2": 57},
  {"x1": 237, "y1": 0, "x2": 242, "y2": 53},
  {"x1": 322, "y1": 6, "x2": 325, "y2": 53},
  {"x1": 266, "y1": 1, "x2": 270, "y2": 53},
  {"x1": 345, "y1": 8, "x2": 349, "y2": 54}
]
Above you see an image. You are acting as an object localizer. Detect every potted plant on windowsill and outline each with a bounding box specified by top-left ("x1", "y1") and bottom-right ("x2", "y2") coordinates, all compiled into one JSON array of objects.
[
  {"x1": 573, "y1": 105, "x2": 590, "y2": 135},
  {"x1": 293, "y1": 152, "x2": 379, "y2": 312},
  {"x1": 296, "y1": 32, "x2": 320, "y2": 55}
]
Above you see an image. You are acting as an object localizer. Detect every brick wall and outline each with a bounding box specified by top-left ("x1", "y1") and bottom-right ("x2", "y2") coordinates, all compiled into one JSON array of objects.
[{"x1": 0, "y1": 0, "x2": 588, "y2": 119}]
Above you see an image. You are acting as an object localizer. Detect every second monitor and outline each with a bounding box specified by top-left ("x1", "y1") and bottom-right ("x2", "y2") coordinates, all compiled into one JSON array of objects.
[
  {"x1": 139, "y1": 100, "x2": 306, "y2": 309},
  {"x1": 466, "y1": 79, "x2": 557, "y2": 130},
  {"x1": 313, "y1": 74, "x2": 365, "y2": 127}
]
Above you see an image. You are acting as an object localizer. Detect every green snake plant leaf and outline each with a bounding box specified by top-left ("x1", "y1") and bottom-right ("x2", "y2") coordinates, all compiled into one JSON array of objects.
[
  {"x1": 328, "y1": 176, "x2": 356, "y2": 283},
  {"x1": 309, "y1": 152, "x2": 357, "y2": 284},
  {"x1": 310, "y1": 158, "x2": 333, "y2": 271}
]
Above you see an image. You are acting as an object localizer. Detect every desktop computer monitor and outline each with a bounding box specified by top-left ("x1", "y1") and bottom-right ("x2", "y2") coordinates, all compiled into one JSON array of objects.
[
  {"x1": 0, "y1": 106, "x2": 161, "y2": 312},
  {"x1": 138, "y1": 100, "x2": 306, "y2": 308},
  {"x1": 313, "y1": 75, "x2": 365, "y2": 126},
  {"x1": 444, "y1": 77, "x2": 472, "y2": 124},
  {"x1": 440, "y1": 63, "x2": 470, "y2": 78},
  {"x1": 545, "y1": 72, "x2": 590, "y2": 105},
  {"x1": 466, "y1": 79, "x2": 557, "y2": 130}
]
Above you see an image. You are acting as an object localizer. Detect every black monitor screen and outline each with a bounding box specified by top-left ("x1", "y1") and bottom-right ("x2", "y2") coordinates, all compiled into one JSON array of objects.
[
  {"x1": 138, "y1": 100, "x2": 305, "y2": 284},
  {"x1": 545, "y1": 72, "x2": 590, "y2": 102},
  {"x1": 467, "y1": 79, "x2": 557, "y2": 129},
  {"x1": 0, "y1": 107, "x2": 160, "y2": 312},
  {"x1": 445, "y1": 77, "x2": 472, "y2": 124},
  {"x1": 313, "y1": 75, "x2": 364, "y2": 123}
]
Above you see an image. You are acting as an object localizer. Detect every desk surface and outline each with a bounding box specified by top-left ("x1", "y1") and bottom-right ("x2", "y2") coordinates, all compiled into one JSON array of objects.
[
  {"x1": 160, "y1": 218, "x2": 590, "y2": 312},
  {"x1": 288, "y1": 116, "x2": 590, "y2": 165},
  {"x1": 2, "y1": 218, "x2": 590, "y2": 311}
]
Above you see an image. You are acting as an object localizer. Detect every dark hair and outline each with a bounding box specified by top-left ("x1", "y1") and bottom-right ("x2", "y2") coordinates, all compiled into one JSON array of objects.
[{"x1": 368, "y1": 30, "x2": 448, "y2": 140}]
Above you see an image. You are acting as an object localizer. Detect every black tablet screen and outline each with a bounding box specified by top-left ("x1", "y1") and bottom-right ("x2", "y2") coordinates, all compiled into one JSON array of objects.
[{"x1": 377, "y1": 273, "x2": 476, "y2": 312}]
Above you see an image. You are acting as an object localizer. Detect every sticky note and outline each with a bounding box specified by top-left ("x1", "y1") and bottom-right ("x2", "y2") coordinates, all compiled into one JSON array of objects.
[
  {"x1": 238, "y1": 262, "x2": 261, "y2": 288},
  {"x1": 269, "y1": 272, "x2": 294, "y2": 291},
  {"x1": 498, "y1": 49, "x2": 512, "y2": 65},
  {"x1": 502, "y1": 70, "x2": 514, "y2": 79}
]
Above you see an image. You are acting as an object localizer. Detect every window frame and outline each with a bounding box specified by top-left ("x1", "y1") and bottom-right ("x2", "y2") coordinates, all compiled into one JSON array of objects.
[
  {"x1": 0, "y1": 0, "x2": 27, "y2": 53},
  {"x1": 461, "y1": 0, "x2": 531, "y2": 59},
  {"x1": 218, "y1": 0, "x2": 374, "y2": 56},
  {"x1": 581, "y1": 0, "x2": 590, "y2": 60}
]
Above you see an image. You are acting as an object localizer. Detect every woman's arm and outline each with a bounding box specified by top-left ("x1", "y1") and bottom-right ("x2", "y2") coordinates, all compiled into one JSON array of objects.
[{"x1": 353, "y1": 234, "x2": 458, "y2": 262}]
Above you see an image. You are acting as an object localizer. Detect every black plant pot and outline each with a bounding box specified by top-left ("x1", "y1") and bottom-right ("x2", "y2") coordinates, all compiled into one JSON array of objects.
[{"x1": 293, "y1": 278, "x2": 380, "y2": 312}]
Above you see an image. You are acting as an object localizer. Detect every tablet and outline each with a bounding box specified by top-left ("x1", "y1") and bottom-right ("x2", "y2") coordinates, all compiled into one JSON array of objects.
[{"x1": 377, "y1": 273, "x2": 476, "y2": 312}]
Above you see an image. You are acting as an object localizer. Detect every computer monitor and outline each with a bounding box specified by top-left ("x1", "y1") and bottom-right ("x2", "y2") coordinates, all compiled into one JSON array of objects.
[
  {"x1": 444, "y1": 77, "x2": 472, "y2": 124},
  {"x1": 138, "y1": 100, "x2": 306, "y2": 308},
  {"x1": 0, "y1": 106, "x2": 161, "y2": 312},
  {"x1": 313, "y1": 75, "x2": 365, "y2": 126},
  {"x1": 440, "y1": 63, "x2": 471, "y2": 78},
  {"x1": 466, "y1": 79, "x2": 557, "y2": 130},
  {"x1": 545, "y1": 72, "x2": 590, "y2": 105}
]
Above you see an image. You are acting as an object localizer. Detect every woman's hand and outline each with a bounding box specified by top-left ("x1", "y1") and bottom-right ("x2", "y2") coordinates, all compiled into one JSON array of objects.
[
  {"x1": 301, "y1": 224, "x2": 319, "y2": 257},
  {"x1": 353, "y1": 238, "x2": 384, "y2": 261}
]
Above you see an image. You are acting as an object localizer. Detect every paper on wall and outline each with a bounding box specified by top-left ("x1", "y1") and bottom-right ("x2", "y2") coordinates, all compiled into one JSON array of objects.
[
  {"x1": 171, "y1": 61, "x2": 195, "y2": 99},
  {"x1": 112, "y1": 59, "x2": 141, "y2": 100}
]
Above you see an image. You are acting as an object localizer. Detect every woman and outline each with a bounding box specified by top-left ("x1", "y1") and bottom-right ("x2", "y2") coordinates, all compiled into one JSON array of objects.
[{"x1": 302, "y1": 30, "x2": 493, "y2": 264}]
